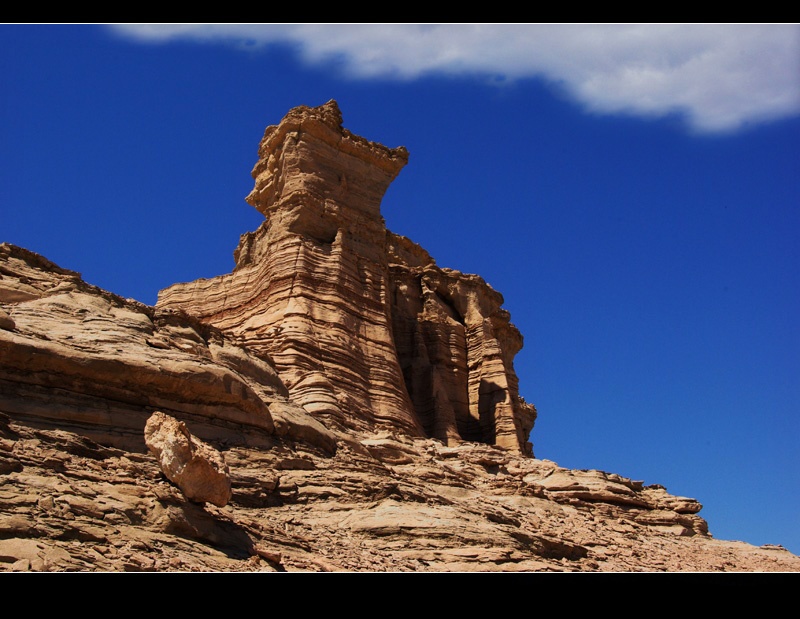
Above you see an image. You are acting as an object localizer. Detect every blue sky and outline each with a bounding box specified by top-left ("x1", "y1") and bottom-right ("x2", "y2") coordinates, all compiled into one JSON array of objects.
[{"x1": 2, "y1": 24, "x2": 798, "y2": 557}]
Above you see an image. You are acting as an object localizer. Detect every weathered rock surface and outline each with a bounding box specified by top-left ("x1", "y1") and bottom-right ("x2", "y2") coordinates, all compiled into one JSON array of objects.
[
  {"x1": 144, "y1": 412, "x2": 232, "y2": 507},
  {"x1": 1, "y1": 410, "x2": 797, "y2": 572},
  {"x1": 158, "y1": 100, "x2": 535, "y2": 455},
  {"x1": 0, "y1": 101, "x2": 798, "y2": 572},
  {"x1": 0, "y1": 243, "x2": 325, "y2": 453}
]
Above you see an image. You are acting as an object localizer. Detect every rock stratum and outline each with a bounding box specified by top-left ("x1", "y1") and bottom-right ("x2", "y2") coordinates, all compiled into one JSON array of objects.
[
  {"x1": 157, "y1": 100, "x2": 535, "y2": 455},
  {"x1": 1, "y1": 101, "x2": 798, "y2": 573}
]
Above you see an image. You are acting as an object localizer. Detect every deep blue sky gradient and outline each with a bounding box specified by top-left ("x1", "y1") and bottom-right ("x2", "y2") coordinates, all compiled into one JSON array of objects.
[{"x1": 2, "y1": 25, "x2": 798, "y2": 557}]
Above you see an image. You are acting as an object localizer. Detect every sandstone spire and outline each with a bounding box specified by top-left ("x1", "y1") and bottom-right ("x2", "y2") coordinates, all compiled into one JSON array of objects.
[{"x1": 157, "y1": 100, "x2": 536, "y2": 454}]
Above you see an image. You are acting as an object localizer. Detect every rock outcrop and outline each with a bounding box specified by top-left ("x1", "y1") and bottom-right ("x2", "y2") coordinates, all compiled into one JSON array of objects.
[
  {"x1": 1, "y1": 404, "x2": 798, "y2": 572},
  {"x1": 157, "y1": 100, "x2": 536, "y2": 455},
  {"x1": 0, "y1": 243, "x2": 335, "y2": 455},
  {"x1": 0, "y1": 101, "x2": 798, "y2": 572}
]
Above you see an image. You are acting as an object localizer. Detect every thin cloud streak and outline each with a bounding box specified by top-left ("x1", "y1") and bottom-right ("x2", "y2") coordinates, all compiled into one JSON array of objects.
[{"x1": 109, "y1": 24, "x2": 800, "y2": 133}]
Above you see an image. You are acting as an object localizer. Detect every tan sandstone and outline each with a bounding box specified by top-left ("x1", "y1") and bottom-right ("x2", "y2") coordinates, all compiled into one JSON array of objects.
[
  {"x1": 0, "y1": 102, "x2": 797, "y2": 572},
  {"x1": 157, "y1": 100, "x2": 535, "y2": 455},
  {"x1": 144, "y1": 412, "x2": 232, "y2": 507}
]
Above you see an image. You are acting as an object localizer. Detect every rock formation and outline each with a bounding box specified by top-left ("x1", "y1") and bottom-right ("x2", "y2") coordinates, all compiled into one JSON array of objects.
[
  {"x1": 0, "y1": 101, "x2": 798, "y2": 572},
  {"x1": 157, "y1": 100, "x2": 536, "y2": 456}
]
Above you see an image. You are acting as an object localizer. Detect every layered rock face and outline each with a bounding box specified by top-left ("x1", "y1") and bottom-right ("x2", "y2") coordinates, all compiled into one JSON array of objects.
[
  {"x1": 387, "y1": 234, "x2": 535, "y2": 452},
  {"x1": 158, "y1": 101, "x2": 536, "y2": 455},
  {"x1": 3, "y1": 243, "x2": 800, "y2": 572},
  {"x1": 3, "y1": 101, "x2": 798, "y2": 572},
  {"x1": 0, "y1": 242, "x2": 335, "y2": 456}
]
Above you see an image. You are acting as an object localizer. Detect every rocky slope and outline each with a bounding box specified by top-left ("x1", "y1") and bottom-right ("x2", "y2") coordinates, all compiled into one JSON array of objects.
[{"x1": 1, "y1": 102, "x2": 798, "y2": 572}]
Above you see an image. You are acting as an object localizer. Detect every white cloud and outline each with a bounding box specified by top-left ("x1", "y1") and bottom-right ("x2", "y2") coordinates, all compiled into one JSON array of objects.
[{"x1": 109, "y1": 24, "x2": 800, "y2": 133}]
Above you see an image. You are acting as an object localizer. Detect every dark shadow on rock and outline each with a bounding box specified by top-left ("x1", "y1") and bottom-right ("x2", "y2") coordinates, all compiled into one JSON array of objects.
[
  {"x1": 479, "y1": 378, "x2": 502, "y2": 444},
  {"x1": 157, "y1": 498, "x2": 256, "y2": 560}
]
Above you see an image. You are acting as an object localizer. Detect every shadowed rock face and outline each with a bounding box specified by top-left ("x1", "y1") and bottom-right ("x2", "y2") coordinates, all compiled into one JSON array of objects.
[{"x1": 158, "y1": 100, "x2": 536, "y2": 455}]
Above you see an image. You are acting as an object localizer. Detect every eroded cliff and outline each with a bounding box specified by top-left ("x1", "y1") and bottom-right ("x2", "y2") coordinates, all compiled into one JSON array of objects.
[
  {"x1": 1, "y1": 102, "x2": 798, "y2": 573},
  {"x1": 157, "y1": 100, "x2": 536, "y2": 455}
]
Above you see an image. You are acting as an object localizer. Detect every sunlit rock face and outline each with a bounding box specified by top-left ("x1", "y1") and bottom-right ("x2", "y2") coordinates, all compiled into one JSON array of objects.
[
  {"x1": 4, "y1": 102, "x2": 799, "y2": 573},
  {"x1": 157, "y1": 100, "x2": 536, "y2": 454},
  {"x1": 0, "y1": 243, "x2": 282, "y2": 453}
]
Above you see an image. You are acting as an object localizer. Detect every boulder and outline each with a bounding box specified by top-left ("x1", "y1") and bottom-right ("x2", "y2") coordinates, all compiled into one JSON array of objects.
[{"x1": 144, "y1": 412, "x2": 232, "y2": 507}]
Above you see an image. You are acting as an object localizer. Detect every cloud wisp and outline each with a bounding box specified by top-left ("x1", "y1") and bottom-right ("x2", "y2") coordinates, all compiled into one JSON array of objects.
[{"x1": 110, "y1": 24, "x2": 800, "y2": 133}]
